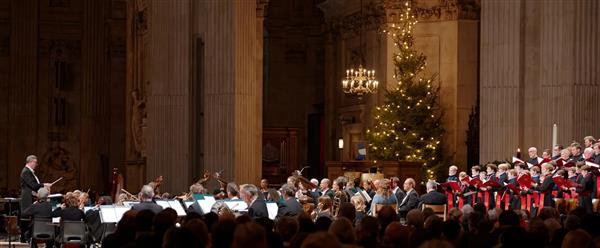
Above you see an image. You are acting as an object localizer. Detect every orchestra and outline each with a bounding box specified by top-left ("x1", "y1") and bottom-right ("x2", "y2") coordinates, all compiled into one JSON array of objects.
[{"x1": 2, "y1": 136, "x2": 600, "y2": 247}]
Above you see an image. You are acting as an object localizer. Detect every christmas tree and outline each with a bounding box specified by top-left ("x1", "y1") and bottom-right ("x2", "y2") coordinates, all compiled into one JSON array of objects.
[{"x1": 366, "y1": 1, "x2": 445, "y2": 181}]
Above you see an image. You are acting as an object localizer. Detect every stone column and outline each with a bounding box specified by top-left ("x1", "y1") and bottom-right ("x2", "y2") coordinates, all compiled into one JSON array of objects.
[
  {"x1": 145, "y1": 0, "x2": 192, "y2": 193},
  {"x1": 194, "y1": 1, "x2": 263, "y2": 185},
  {"x1": 7, "y1": 0, "x2": 38, "y2": 188},
  {"x1": 480, "y1": 0, "x2": 600, "y2": 163}
]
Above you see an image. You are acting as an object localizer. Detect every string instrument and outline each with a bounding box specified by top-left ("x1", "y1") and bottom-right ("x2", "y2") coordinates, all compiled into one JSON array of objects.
[
  {"x1": 292, "y1": 169, "x2": 317, "y2": 190},
  {"x1": 110, "y1": 168, "x2": 123, "y2": 201},
  {"x1": 148, "y1": 176, "x2": 163, "y2": 195},
  {"x1": 120, "y1": 188, "x2": 139, "y2": 201},
  {"x1": 196, "y1": 172, "x2": 212, "y2": 185}
]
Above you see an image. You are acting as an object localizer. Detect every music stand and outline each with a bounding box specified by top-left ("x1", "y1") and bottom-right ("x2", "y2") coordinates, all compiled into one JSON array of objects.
[{"x1": 2, "y1": 197, "x2": 19, "y2": 248}]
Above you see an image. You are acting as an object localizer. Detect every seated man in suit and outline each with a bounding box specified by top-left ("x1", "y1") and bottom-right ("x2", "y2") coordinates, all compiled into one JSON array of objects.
[
  {"x1": 240, "y1": 184, "x2": 268, "y2": 219},
  {"x1": 277, "y1": 184, "x2": 303, "y2": 217},
  {"x1": 418, "y1": 181, "x2": 447, "y2": 209},
  {"x1": 398, "y1": 178, "x2": 419, "y2": 218},
  {"x1": 22, "y1": 187, "x2": 53, "y2": 220},
  {"x1": 132, "y1": 185, "x2": 163, "y2": 214}
]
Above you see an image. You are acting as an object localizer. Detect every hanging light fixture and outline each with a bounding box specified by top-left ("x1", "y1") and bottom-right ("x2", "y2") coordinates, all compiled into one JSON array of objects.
[{"x1": 341, "y1": 0, "x2": 379, "y2": 97}]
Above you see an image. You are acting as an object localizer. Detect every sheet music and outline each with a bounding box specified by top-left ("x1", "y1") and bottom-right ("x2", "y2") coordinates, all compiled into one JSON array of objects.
[
  {"x1": 224, "y1": 200, "x2": 248, "y2": 212},
  {"x1": 99, "y1": 206, "x2": 118, "y2": 223},
  {"x1": 100, "y1": 206, "x2": 131, "y2": 223},
  {"x1": 84, "y1": 207, "x2": 94, "y2": 213},
  {"x1": 586, "y1": 161, "x2": 599, "y2": 168},
  {"x1": 167, "y1": 200, "x2": 187, "y2": 216},
  {"x1": 184, "y1": 201, "x2": 194, "y2": 208},
  {"x1": 266, "y1": 202, "x2": 278, "y2": 220},
  {"x1": 357, "y1": 189, "x2": 372, "y2": 202},
  {"x1": 197, "y1": 199, "x2": 216, "y2": 214},
  {"x1": 155, "y1": 200, "x2": 170, "y2": 210},
  {"x1": 52, "y1": 217, "x2": 60, "y2": 224},
  {"x1": 123, "y1": 201, "x2": 139, "y2": 207}
]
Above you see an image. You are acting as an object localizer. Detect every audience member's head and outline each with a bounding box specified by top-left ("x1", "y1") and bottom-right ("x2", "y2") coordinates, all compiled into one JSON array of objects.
[
  {"x1": 182, "y1": 218, "x2": 209, "y2": 248},
  {"x1": 276, "y1": 216, "x2": 298, "y2": 243},
  {"x1": 383, "y1": 222, "x2": 410, "y2": 247},
  {"x1": 315, "y1": 216, "x2": 332, "y2": 231},
  {"x1": 154, "y1": 208, "x2": 178, "y2": 235},
  {"x1": 232, "y1": 222, "x2": 267, "y2": 248},
  {"x1": 212, "y1": 219, "x2": 236, "y2": 248},
  {"x1": 135, "y1": 209, "x2": 155, "y2": 232},
  {"x1": 337, "y1": 202, "x2": 356, "y2": 223},
  {"x1": 329, "y1": 218, "x2": 356, "y2": 245},
  {"x1": 561, "y1": 229, "x2": 592, "y2": 248},
  {"x1": 163, "y1": 227, "x2": 203, "y2": 248},
  {"x1": 406, "y1": 209, "x2": 423, "y2": 229},
  {"x1": 498, "y1": 210, "x2": 520, "y2": 227},
  {"x1": 301, "y1": 232, "x2": 342, "y2": 248}
]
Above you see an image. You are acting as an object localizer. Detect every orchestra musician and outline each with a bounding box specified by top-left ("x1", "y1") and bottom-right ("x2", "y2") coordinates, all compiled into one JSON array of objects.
[
  {"x1": 240, "y1": 184, "x2": 268, "y2": 219},
  {"x1": 131, "y1": 185, "x2": 163, "y2": 214}
]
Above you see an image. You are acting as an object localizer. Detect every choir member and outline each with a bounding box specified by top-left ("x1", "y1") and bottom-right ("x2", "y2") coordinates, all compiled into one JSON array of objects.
[
  {"x1": 530, "y1": 166, "x2": 541, "y2": 184},
  {"x1": 507, "y1": 169, "x2": 520, "y2": 209},
  {"x1": 569, "y1": 142, "x2": 584, "y2": 163},
  {"x1": 552, "y1": 145, "x2": 564, "y2": 161},
  {"x1": 583, "y1": 136, "x2": 596, "y2": 148},
  {"x1": 536, "y1": 163, "x2": 556, "y2": 208},
  {"x1": 528, "y1": 147, "x2": 540, "y2": 165},
  {"x1": 574, "y1": 165, "x2": 594, "y2": 214},
  {"x1": 542, "y1": 149, "x2": 552, "y2": 161},
  {"x1": 593, "y1": 143, "x2": 600, "y2": 164},
  {"x1": 583, "y1": 147, "x2": 595, "y2": 161},
  {"x1": 447, "y1": 165, "x2": 458, "y2": 182},
  {"x1": 497, "y1": 164, "x2": 509, "y2": 185},
  {"x1": 485, "y1": 164, "x2": 498, "y2": 208}
]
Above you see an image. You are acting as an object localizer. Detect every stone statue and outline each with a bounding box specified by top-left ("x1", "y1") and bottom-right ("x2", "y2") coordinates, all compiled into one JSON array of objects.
[{"x1": 131, "y1": 90, "x2": 147, "y2": 158}]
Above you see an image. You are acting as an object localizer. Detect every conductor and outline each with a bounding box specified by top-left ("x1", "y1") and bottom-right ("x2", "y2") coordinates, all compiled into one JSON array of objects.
[{"x1": 20, "y1": 155, "x2": 52, "y2": 212}]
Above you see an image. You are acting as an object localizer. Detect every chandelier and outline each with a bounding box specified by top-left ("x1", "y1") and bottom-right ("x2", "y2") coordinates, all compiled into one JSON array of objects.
[
  {"x1": 342, "y1": 65, "x2": 379, "y2": 96},
  {"x1": 341, "y1": 0, "x2": 378, "y2": 98}
]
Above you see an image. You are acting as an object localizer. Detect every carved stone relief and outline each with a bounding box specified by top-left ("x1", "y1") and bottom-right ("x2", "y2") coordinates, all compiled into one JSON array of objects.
[{"x1": 37, "y1": 145, "x2": 78, "y2": 192}]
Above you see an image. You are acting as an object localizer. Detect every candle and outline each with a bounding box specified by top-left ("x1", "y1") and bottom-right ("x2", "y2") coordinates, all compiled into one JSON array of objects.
[
  {"x1": 516, "y1": 148, "x2": 521, "y2": 159},
  {"x1": 552, "y1": 123, "x2": 558, "y2": 148}
]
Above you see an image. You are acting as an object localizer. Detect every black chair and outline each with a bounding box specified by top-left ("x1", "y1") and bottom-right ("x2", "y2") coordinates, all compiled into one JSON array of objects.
[
  {"x1": 31, "y1": 218, "x2": 55, "y2": 248},
  {"x1": 60, "y1": 220, "x2": 86, "y2": 247}
]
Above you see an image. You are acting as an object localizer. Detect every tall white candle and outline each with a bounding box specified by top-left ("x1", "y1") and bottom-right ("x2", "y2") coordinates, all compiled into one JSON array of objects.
[{"x1": 552, "y1": 123, "x2": 558, "y2": 148}]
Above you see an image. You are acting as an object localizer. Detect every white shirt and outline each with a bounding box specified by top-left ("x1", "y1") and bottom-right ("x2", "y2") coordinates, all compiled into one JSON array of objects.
[
  {"x1": 392, "y1": 186, "x2": 400, "y2": 194},
  {"x1": 26, "y1": 165, "x2": 40, "y2": 184}
]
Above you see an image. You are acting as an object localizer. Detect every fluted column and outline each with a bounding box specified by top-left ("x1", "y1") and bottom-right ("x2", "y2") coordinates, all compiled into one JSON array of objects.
[
  {"x1": 480, "y1": 0, "x2": 523, "y2": 162},
  {"x1": 7, "y1": 0, "x2": 38, "y2": 188},
  {"x1": 195, "y1": 1, "x2": 263, "y2": 185},
  {"x1": 480, "y1": 0, "x2": 600, "y2": 163},
  {"x1": 80, "y1": 0, "x2": 108, "y2": 191},
  {"x1": 146, "y1": 0, "x2": 192, "y2": 193}
]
